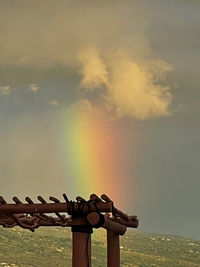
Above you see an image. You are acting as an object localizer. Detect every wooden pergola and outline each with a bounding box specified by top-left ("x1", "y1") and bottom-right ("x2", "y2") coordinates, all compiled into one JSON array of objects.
[{"x1": 0, "y1": 194, "x2": 138, "y2": 267}]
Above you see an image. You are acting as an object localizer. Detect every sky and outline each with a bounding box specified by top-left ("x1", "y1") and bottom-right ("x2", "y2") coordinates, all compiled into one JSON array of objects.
[{"x1": 0, "y1": 0, "x2": 199, "y2": 239}]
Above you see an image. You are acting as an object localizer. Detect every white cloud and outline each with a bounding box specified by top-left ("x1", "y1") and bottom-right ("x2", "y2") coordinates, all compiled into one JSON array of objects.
[
  {"x1": 50, "y1": 100, "x2": 59, "y2": 107},
  {"x1": 29, "y1": 83, "x2": 39, "y2": 93},
  {"x1": 78, "y1": 47, "x2": 108, "y2": 89},
  {"x1": 0, "y1": 85, "x2": 12, "y2": 96},
  {"x1": 78, "y1": 48, "x2": 173, "y2": 119}
]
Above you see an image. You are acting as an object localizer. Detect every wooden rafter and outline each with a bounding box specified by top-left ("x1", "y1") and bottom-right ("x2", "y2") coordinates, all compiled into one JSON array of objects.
[
  {"x1": 0, "y1": 193, "x2": 139, "y2": 267},
  {"x1": 0, "y1": 194, "x2": 138, "y2": 233}
]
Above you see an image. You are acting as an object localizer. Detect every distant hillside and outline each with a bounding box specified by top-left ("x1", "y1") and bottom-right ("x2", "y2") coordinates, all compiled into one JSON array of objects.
[{"x1": 0, "y1": 227, "x2": 199, "y2": 267}]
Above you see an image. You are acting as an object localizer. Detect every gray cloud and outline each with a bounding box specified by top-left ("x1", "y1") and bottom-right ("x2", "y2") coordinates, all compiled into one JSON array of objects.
[
  {"x1": 0, "y1": 85, "x2": 12, "y2": 96},
  {"x1": 0, "y1": 0, "x2": 174, "y2": 119},
  {"x1": 0, "y1": 1, "x2": 149, "y2": 68},
  {"x1": 0, "y1": 112, "x2": 67, "y2": 200}
]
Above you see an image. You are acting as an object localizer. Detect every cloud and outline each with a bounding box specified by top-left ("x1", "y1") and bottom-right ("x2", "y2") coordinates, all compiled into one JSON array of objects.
[
  {"x1": 78, "y1": 48, "x2": 173, "y2": 119},
  {"x1": 0, "y1": 1, "x2": 149, "y2": 69},
  {"x1": 0, "y1": 113, "x2": 67, "y2": 199},
  {"x1": 0, "y1": 85, "x2": 12, "y2": 96},
  {"x1": 0, "y1": 0, "x2": 174, "y2": 119},
  {"x1": 50, "y1": 100, "x2": 59, "y2": 107},
  {"x1": 29, "y1": 83, "x2": 39, "y2": 93},
  {"x1": 78, "y1": 47, "x2": 108, "y2": 89}
]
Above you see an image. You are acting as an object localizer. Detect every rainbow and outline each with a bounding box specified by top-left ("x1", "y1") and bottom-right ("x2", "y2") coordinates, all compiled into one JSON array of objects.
[{"x1": 58, "y1": 104, "x2": 124, "y2": 204}]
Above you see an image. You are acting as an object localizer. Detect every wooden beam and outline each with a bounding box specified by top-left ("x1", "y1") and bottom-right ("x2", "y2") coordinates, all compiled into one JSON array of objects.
[
  {"x1": 103, "y1": 216, "x2": 126, "y2": 235},
  {"x1": 0, "y1": 215, "x2": 89, "y2": 228},
  {"x1": 111, "y1": 216, "x2": 138, "y2": 228},
  {"x1": 87, "y1": 212, "x2": 126, "y2": 235},
  {"x1": 0, "y1": 201, "x2": 112, "y2": 215}
]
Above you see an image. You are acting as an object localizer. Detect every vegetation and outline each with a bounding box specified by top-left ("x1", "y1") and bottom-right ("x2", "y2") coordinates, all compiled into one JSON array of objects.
[{"x1": 0, "y1": 227, "x2": 199, "y2": 267}]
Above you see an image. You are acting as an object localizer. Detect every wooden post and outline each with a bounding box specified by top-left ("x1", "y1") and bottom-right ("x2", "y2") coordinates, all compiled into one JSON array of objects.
[
  {"x1": 87, "y1": 212, "x2": 125, "y2": 267},
  {"x1": 72, "y1": 229, "x2": 92, "y2": 267},
  {"x1": 107, "y1": 230, "x2": 120, "y2": 267}
]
